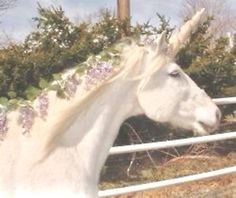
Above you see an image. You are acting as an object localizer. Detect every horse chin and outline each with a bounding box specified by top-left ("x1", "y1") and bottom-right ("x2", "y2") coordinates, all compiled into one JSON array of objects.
[{"x1": 192, "y1": 122, "x2": 215, "y2": 136}]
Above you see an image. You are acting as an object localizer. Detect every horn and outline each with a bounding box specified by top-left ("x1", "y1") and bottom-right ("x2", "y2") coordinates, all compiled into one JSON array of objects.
[{"x1": 168, "y1": 8, "x2": 206, "y2": 57}]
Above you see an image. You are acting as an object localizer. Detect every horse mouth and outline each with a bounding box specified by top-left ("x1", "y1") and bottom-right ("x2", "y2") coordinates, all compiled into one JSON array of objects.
[
  {"x1": 194, "y1": 121, "x2": 217, "y2": 135},
  {"x1": 200, "y1": 121, "x2": 217, "y2": 132}
]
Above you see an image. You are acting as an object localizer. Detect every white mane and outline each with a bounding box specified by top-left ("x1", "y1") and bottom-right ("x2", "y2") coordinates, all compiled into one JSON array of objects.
[{"x1": 0, "y1": 41, "x2": 156, "y2": 158}]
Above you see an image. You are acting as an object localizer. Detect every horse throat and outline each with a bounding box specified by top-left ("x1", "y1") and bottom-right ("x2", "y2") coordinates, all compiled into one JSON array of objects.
[{"x1": 56, "y1": 79, "x2": 140, "y2": 193}]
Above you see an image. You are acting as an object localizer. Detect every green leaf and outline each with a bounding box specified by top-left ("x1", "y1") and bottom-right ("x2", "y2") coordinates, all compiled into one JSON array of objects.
[
  {"x1": 52, "y1": 73, "x2": 62, "y2": 81},
  {"x1": 39, "y1": 78, "x2": 49, "y2": 89},
  {"x1": 48, "y1": 84, "x2": 60, "y2": 91},
  {"x1": 7, "y1": 91, "x2": 17, "y2": 99},
  {"x1": 0, "y1": 97, "x2": 8, "y2": 106},
  {"x1": 7, "y1": 99, "x2": 19, "y2": 110},
  {"x1": 25, "y1": 86, "x2": 40, "y2": 100},
  {"x1": 56, "y1": 89, "x2": 66, "y2": 99},
  {"x1": 76, "y1": 65, "x2": 86, "y2": 74}
]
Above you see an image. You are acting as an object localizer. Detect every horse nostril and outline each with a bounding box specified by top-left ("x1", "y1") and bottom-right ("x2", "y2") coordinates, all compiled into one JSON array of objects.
[{"x1": 215, "y1": 109, "x2": 221, "y2": 122}]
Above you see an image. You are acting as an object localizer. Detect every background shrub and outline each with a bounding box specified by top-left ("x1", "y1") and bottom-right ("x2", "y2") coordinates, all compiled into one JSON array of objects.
[{"x1": 0, "y1": 5, "x2": 235, "y2": 102}]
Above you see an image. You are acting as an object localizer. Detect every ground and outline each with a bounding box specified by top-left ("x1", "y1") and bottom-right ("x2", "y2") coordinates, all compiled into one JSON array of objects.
[
  {"x1": 106, "y1": 174, "x2": 236, "y2": 198},
  {"x1": 100, "y1": 154, "x2": 236, "y2": 198}
]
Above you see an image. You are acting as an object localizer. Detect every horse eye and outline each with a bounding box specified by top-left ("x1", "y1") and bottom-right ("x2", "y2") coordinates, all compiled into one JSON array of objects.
[{"x1": 169, "y1": 70, "x2": 181, "y2": 78}]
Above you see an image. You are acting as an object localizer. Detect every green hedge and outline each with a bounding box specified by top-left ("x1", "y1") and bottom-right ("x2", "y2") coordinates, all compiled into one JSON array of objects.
[
  {"x1": 176, "y1": 18, "x2": 235, "y2": 97},
  {"x1": 0, "y1": 5, "x2": 235, "y2": 103}
]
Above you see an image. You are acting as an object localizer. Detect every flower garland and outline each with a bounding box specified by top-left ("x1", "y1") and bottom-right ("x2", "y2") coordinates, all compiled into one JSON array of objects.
[
  {"x1": 85, "y1": 61, "x2": 113, "y2": 90},
  {"x1": 37, "y1": 91, "x2": 49, "y2": 118},
  {"x1": 0, "y1": 44, "x2": 122, "y2": 135},
  {"x1": 64, "y1": 74, "x2": 80, "y2": 97},
  {"x1": 18, "y1": 105, "x2": 36, "y2": 135},
  {"x1": 0, "y1": 108, "x2": 8, "y2": 135}
]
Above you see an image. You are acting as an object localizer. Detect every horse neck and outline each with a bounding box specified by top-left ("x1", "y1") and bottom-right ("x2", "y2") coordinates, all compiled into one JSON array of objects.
[{"x1": 60, "y1": 78, "x2": 141, "y2": 183}]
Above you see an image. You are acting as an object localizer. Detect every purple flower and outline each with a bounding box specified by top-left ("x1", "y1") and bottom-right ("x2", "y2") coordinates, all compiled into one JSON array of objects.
[
  {"x1": 85, "y1": 61, "x2": 113, "y2": 89},
  {"x1": 140, "y1": 35, "x2": 158, "y2": 45},
  {"x1": 0, "y1": 110, "x2": 8, "y2": 134},
  {"x1": 64, "y1": 74, "x2": 80, "y2": 97},
  {"x1": 37, "y1": 91, "x2": 49, "y2": 118},
  {"x1": 18, "y1": 105, "x2": 35, "y2": 134}
]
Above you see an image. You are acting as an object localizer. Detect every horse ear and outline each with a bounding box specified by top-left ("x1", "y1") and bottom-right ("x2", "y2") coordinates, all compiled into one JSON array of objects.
[{"x1": 151, "y1": 31, "x2": 168, "y2": 54}]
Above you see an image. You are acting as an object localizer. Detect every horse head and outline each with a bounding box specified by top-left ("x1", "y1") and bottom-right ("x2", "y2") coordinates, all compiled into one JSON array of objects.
[{"x1": 122, "y1": 9, "x2": 221, "y2": 135}]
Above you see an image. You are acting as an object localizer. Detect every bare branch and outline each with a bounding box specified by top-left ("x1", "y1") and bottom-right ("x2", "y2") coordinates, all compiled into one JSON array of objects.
[
  {"x1": 180, "y1": 0, "x2": 236, "y2": 36},
  {"x1": 124, "y1": 122, "x2": 158, "y2": 176},
  {"x1": 0, "y1": 0, "x2": 16, "y2": 12}
]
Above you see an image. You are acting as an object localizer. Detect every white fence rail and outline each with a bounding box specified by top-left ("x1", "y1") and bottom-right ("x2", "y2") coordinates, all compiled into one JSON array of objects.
[
  {"x1": 99, "y1": 97, "x2": 236, "y2": 197},
  {"x1": 212, "y1": 97, "x2": 236, "y2": 105},
  {"x1": 109, "y1": 131, "x2": 236, "y2": 155},
  {"x1": 99, "y1": 166, "x2": 236, "y2": 197}
]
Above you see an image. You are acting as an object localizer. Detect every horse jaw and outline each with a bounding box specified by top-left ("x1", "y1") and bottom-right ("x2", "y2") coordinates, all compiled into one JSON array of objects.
[{"x1": 136, "y1": 62, "x2": 221, "y2": 135}]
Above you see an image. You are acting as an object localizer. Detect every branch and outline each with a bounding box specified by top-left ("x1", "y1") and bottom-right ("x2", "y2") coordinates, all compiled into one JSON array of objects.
[{"x1": 0, "y1": 0, "x2": 16, "y2": 12}]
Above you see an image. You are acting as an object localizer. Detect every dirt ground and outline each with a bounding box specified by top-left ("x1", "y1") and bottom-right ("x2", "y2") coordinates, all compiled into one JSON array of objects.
[
  {"x1": 107, "y1": 174, "x2": 236, "y2": 198},
  {"x1": 101, "y1": 154, "x2": 236, "y2": 198}
]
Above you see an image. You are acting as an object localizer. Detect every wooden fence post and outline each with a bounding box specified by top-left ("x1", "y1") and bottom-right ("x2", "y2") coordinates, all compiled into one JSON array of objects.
[
  {"x1": 116, "y1": 0, "x2": 130, "y2": 36},
  {"x1": 117, "y1": 0, "x2": 130, "y2": 21}
]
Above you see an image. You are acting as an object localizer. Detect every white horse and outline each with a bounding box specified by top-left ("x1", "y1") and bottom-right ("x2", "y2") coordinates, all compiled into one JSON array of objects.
[{"x1": 0, "y1": 9, "x2": 221, "y2": 198}]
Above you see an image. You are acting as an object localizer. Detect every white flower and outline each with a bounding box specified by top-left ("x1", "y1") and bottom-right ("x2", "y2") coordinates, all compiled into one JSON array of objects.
[
  {"x1": 103, "y1": 36, "x2": 108, "y2": 41},
  {"x1": 68, "y1": 25, "x2": 74, "y2": 33},
  {"x1": 140, "y1": 34, "x2": 158, "y2": 45},
  {"x1": 93, "y1": 39, "x2": 99, "y2": 43}
]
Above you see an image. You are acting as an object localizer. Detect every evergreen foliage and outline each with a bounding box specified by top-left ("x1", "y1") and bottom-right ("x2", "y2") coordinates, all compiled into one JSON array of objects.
[
  {"x1": 176, "y1": 18, "x2": 235, "y2": 97},
  {"x1": 0, "y1": 6, "x2": 127, "y2": 100},
  {"x1": 0, "y1": 5, "x2": 235, "y2": 104}
]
